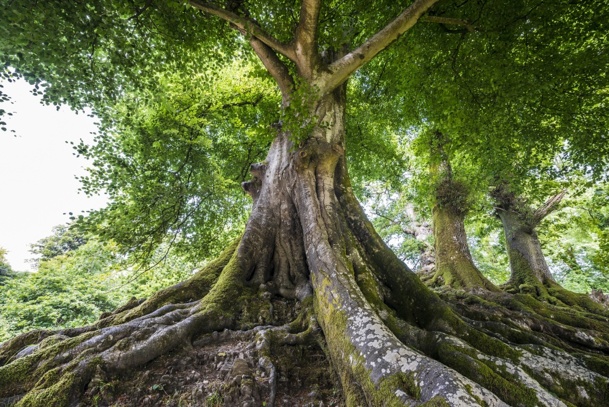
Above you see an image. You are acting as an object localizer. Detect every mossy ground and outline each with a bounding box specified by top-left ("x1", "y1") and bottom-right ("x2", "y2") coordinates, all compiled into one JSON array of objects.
[{"x1": 79, "y1": 297, "x2": 343, "y2": 407}]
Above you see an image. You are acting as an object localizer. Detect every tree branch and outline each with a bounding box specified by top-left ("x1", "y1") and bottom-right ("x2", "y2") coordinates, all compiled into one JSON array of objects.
[
  {"x1": 316, "y1": 0, "x2": 439, "y2": 94},
  {"x1": 532, "y1": 190, "x2": 567, "y2": 226},
  {"x1": 420, "y1": 16, "x2": 476, "y2": 32},
  {"x1": 294, "y1": 0, "x2": 322, "y2": 78},
  {"x1": 248, "y1": 37, "x2": 295, "y2": 105},
  {"x1": 189, "y1": 0, "x2": 296, "y2": 61}
]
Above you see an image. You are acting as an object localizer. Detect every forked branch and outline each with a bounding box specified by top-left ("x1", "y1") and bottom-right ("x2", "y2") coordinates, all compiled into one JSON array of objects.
[
  {"x1": 189, "y1": 0, "x2": 296, "y2": 61},
  {"x1": 294, "y1": 0, "x2": 322, "y2": 78},
  {"x1": 317, "y1": 0, "x2": 439, "y2": 94}
]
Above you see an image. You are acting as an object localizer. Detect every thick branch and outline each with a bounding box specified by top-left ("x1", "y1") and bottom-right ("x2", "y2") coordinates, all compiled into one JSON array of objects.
[
  {"x1": 420, "y1": 15, "x2": 475, "y2": 32},
  {"x1": 189, "y1": 0, "x2": 295, "y2": 61},
  {"x1": 316, "y1": 0, "x2": 439, "y2": 94},
  {"x1": 249, "y1": 37, "x2": 295, "y2": 105},
  {"x1": 532, "y1": 190, "x2": 566, "y2": 226},
  {"x1": 294, "y1": 0, "x2": 322, "y2": 78}
]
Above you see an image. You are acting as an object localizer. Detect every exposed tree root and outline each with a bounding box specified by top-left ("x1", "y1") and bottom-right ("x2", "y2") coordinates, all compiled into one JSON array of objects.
[{"x1": 0, "y1": 239, "x2": 239, "y2": 370}]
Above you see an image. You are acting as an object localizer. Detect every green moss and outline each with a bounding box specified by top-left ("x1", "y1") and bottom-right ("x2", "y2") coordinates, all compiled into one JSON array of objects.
[
  {"x1": 0, "y1": 329, "x2": 97, "y2": 404},
  {"x1": 311, "y1": 274, "x2": 367, "y2": 405},
  {"x1": 378, "y1": 372, "x2": 421, "y2": 401},
  {"x1": 464, "y1": 384, "x2": 486, "y2": 407},
  {"x1": 431, "y1": 204, "x2": 498, "y2": 292},
  {"x1": 16, "y1": 371, "x2": 77, "y2": 407},
  {"x1": 583, "y1": 354, "x2": 609, "y2": 377},
  {"x1": 0, "y1": 330, "x2": 53, "y2": 365},
  {"x1": 311, "y1": 272, "x2": 459, "y2": 407},
  {"x1": 420, "y1": 396, "x2": 451, "y2": 406},
  {"x1": 38, "y1": 334, "x2": 70, "y2": 350},
  {"x1": 0, "y1": 356, "x2": 34, "y2": 397},
  {"x1": 518, "y1": 283, "x2": 538, "y2": 295},
  {"x1": 437, "y1": 341, "x2": 538, "y2": 407}
]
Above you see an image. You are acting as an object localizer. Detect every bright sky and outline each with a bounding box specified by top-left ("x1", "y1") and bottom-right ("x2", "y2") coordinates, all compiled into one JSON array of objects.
[{"x1": 0, "y1": 79, "x2": 107, "y2": 271}]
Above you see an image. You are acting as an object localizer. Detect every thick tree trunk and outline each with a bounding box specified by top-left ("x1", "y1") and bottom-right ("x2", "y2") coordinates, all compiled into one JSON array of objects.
[
  {"x1": 1, "y1": 94, "x2": 609, "y2": 407},
  {"x1": 432, "y1": 204, "x2": 498, "y2": 291},
  {"x1": 492, "y1": 186, "x2": 564, "y2": 294},
  {"x1": 244, "y1": 89, "x2": 506, "y2": 404},
  {"x1": 492, "y1": 187, "x2": 606, "y2": 313}
]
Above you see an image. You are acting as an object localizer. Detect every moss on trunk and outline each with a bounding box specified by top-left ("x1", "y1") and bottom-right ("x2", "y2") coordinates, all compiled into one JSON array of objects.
[{"x1": 432, "y1": 204, "x2": 498, "y2": 291}]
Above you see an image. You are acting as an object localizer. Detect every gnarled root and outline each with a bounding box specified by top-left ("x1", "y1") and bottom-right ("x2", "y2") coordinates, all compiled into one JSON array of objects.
[
  {"x1": 84, "y1": 300, "x2": 336, "y2": 407},
  {"x1": 0, "y1": 246, "x2": 340, "y2": 407}
]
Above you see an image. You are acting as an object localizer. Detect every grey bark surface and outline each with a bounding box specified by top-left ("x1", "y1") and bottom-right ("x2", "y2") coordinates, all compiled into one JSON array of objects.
[{"x1": 497, "y1": 208, "x2": 556, "y2": 287}]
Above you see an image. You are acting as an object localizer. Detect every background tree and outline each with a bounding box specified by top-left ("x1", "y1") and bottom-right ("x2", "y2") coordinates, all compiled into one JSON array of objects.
[
  {"x1": 422, "y1": 130, "x2": 497, "y2": 291},
  {"x1": 541, "y1": 183, "x2": 609, "y2": 293},
  {"x1": 0, "y1": 234, "x2": 201, "y2": 342},
  {"x1": 28, "y1": 224, "x2": 88, "y2": 267}
]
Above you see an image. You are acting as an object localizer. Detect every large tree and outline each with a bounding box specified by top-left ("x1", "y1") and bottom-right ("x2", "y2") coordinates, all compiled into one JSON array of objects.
[{"x1": 1, "y1": 1, "x2": 609, "y2": 406}]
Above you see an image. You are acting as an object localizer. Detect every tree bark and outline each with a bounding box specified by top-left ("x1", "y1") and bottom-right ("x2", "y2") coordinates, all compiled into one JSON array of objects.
[
  {"x1": 496, "y1": 207, "x2": 555, "y2": 290},
  {"x1": 2, "y1": 90, "x2": 609, "y2": 407},
  {"x1": 404, "y1": 203, "x2": 436, "y2": 276},
  {"x1": 427, "y1": 132, "x2": 497, "y2": 291},
  {"x1": 432, "y1": 203, "x2": 498, "y2": 291},
  {"x1": 492, "y1": 186, "x2": 563, "y2": 293}
]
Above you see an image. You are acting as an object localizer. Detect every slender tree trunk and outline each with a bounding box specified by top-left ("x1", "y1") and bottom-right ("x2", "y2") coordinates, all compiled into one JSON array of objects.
[
  {"x1": 403, "y1": 203, "x2": 436, "y2": 277},
  {"x1": 432, "y1": 203, "x2": 498, "y2": 291},
  {"x1": 496, "y1": 208, "x2": 555, "y2": 291},
  {"x1": 428, "y1": 132, "x2": 497, "y2": 291},
  {"x1": 492, "y1": 185, "x2": 565, "y2": 294}
]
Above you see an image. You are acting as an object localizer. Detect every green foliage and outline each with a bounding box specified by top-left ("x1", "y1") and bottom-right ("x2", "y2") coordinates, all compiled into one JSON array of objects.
[
  {"x1": 0, "y1": 0, "x2": 239, "y2": 116},
  {"x1": 29, "y1": 224, "x2": 88, "y2": 267},
  {"x1": 74, "y1": 62, "x2": 278, "y2": 262},
  {"x1": 425, "y1": 1, "x2": 609, "y2": 181},
  {"x1": 346, "y1": 75, "x2": 408, "y2": 195},
  {"x1": 0, "y1": 246, "x2": 13, "y2": 281},
  {"x1": 539, "y1": 184, "x2": 609, "y2": 293},
  {"x1": 364, "y1": 182, "x2": 426, "y2": 267},
  {"x1": 466, "y1": 218, "x2": 511, "y2": 285},
  {"x1": 0, "y1": 240, "x2": 119, "y2": 341},
  {"x1": 0, "y1": 228, "x2": 204, "y2": 342}
]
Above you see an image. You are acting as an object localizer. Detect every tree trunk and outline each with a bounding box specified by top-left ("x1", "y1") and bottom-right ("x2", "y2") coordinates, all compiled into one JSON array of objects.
[
  {"x1": 1, "y1": 93, "x2": 609, "y2": 406},
  {"x1": 432, "y1": 204, "x2": 498, "y2": 291},
  {"x1": 496, "y1": 208, "x2": 555, "y2": 291},
  {"x1": 427, "y1": 133, "x2": 497, "y2": 291},
  {"x1": 492, "y1": 186, "x2": 606, "y2": 313},
  {"x1": 403, "y1": 203, "x2": 436, "y2": 277}
]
